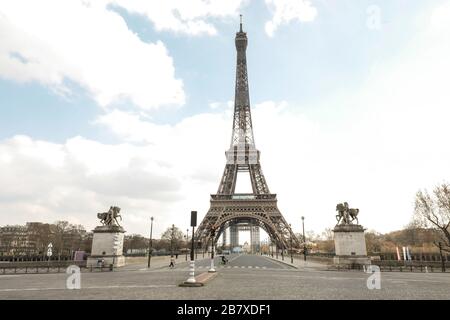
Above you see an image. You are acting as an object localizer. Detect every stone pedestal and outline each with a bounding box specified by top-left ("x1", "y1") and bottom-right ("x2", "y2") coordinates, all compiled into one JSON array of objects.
[
  {"x1": 87, "y1": 226, "x2": 126, "y2": 268},
  {"x1": 333, "y1": 224, "x2": 370, "y2": 266}
]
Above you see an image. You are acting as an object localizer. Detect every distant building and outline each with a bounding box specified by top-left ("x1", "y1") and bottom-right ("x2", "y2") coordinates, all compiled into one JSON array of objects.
[
  {"x1": 0, "y1": 222, "x2": 93, "y2": 257},
  {"x1": 232, "y1": 246, "x2": 243, "y2": 253},
  {"x1": 0, "y1": 225, "x2": 31, "y2": 256}
]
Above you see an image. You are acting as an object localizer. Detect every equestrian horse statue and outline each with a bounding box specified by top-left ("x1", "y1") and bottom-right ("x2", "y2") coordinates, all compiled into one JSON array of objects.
[
  {"x1": 97, "y1": 206, "x2": 122, "y2": 227},
  {"x1": 335, "y1": 202, "x2": 359, "y2": 225}
]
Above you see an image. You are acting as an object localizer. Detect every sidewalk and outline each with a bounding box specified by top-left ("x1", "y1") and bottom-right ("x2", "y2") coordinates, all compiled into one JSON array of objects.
[
  {"x1": 121, "y1": 255, "x2": 211, "y2": 271},
  {"x1": 121, "y1": 256, "x2": 172, "y2": 271},
  {"x1": 264, "y1": 254, "x2": 329, "y2": 270}
]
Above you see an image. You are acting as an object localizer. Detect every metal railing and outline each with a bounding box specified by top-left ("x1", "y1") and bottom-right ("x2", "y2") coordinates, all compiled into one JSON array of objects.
[{"x1": 0, "y1": 260, "x2": 114, "y2": 274}]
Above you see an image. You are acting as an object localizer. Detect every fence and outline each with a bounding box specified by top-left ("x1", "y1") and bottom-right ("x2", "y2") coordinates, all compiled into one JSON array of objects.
[
  {"x1": 327, "y1": 260, "x2": 450, "y2": 273},
  {"x1": 0, "y1": 260, "x2": 114, "y2": 274}
]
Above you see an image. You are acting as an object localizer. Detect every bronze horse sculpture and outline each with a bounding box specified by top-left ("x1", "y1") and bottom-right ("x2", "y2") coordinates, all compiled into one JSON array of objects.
[
  {"x1": 97, "y1": 206, "x2": 122, "y2": 227},
  {"x1": 336, "y1": 202, "x2": 359, "y2": 225}
]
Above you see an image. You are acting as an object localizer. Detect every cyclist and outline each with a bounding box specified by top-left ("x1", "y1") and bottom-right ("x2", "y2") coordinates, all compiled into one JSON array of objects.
[{"x1": 221, "y1": 255, "x2": 228, "y2": 265}]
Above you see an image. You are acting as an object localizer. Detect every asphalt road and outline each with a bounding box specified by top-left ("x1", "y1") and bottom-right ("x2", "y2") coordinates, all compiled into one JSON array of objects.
[
  {"x1": 0, "y1": 254, "x2": 449, "y2": 300},
  {"x1": 169, "y1": 253, "x2": 293, "y2": 271}
]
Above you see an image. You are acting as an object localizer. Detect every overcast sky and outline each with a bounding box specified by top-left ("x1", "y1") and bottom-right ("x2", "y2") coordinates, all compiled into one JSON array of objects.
[{"x1": 1, "y1": 0, "x2": 450, "y2": 239}]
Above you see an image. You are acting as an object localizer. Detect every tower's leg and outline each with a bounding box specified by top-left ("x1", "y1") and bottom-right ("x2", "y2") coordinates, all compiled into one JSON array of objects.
[
  {"x1": 250, "y1": 225, "x2": 260, "y2": 254},
  {"x1": 222, "y1": 228, "x2": 228, "y2": 248},
  {"x1": 230, "y1": 224, "x2": 239, "y2": 251}
]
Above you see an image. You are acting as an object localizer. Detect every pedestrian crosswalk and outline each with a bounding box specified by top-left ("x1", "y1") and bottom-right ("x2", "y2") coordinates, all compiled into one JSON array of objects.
[{"x1": 165, "y1": 265, "x2": 276, "y2": 271}]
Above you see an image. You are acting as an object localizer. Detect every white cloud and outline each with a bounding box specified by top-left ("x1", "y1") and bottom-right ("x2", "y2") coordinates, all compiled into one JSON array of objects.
[
  {"x1": 0, "y1": 134, "x2": 183, "y2": 235},
  {"x1": 208, "y1": 100, "x2": 233, "y2": 110},
  {"x1": 0, "y1": 0, "x2": 184, "y2": 110},
  {"x1": 111, "y1": 0, "x2": 245, "y2": 36},
  {"x1": 265, "y1": 0, "x2": 317, "y2": 37}
]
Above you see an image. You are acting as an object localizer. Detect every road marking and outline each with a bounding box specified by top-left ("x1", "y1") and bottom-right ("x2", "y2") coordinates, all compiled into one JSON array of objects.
[{"x1": 0, "y1": 284, "x2": 177, "y2": 292}]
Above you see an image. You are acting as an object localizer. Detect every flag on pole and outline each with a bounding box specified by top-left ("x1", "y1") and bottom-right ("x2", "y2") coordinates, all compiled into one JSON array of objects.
[
  {"x1": 396, "y1": 247, "x2": 401, "y2": 261},
  {"x1": 402, "y1": 247, "x2": 407, "y2": 261}
]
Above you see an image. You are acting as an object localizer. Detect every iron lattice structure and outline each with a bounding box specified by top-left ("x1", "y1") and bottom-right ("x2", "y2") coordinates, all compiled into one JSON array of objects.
[{"x1": 195, "y1": 19, "x2": 300, "y2": 251}]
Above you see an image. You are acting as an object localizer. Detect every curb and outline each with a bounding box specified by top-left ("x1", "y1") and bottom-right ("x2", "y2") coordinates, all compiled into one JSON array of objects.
[
  {"x1": 179, "y1": 271, "x2": 219, "y2": 287},
  {"x1": 263, "y1": 255, "x2": 298, "y2": 269}
]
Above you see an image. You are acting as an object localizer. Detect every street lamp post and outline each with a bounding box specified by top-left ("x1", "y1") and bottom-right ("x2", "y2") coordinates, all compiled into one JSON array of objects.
[
  {"x1": 302, "y1": 216, "x2": 307, "y2": 261},
  {"x1": 147, "y1": 217, "x2": 154, "y2": 268},
  {"x1": 209, "y1": 227, "x2": 216, "y2": 273},
  {"x1": 290, "y1": 224, "x2": 293, "y2": 264},
  {"x1": 185, "y1": 229, "x2": 189, "y2": 261}
]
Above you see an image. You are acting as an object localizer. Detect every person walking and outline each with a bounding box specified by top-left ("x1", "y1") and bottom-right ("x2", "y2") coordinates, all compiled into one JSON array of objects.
[{"x1": 169, "y1": 255, "x2": 175, "y2": 269}]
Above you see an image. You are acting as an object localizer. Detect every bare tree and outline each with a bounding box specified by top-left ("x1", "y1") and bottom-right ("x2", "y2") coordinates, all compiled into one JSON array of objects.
[
  {"x1": 414, "y1": 183, "x2": 450, "y2": 252},
  {"x1": 124, "y1": 234, "x2": 148, "y2": 253},
  {"x1": 365, "y1": 230, "x2": 383, "y2": 254},
  {"x1": 321, "y1": 228, "x2": 333, "y2": 241},
  {"x1": 26, "y1": 223, "x2": 52, "y2": 258},
  {"x1": 161, "y1": 226, "x2": 184, "y2": 252}
]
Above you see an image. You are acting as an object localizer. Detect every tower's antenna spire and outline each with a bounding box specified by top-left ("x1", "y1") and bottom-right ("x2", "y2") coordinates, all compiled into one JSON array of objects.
[{"x1": 240, "y1": 14, "x2": 243, "y2": 32}]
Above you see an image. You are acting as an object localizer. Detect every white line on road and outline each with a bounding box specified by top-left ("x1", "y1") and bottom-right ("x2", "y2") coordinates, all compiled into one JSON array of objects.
[{"x1": 0, "y1": 284, "x2": 177, "y2": 292}]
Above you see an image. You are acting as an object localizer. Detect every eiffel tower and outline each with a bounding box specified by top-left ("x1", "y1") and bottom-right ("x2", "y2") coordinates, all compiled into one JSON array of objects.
[{"x1": 195, "y1": 17, "x2": 300, "y2": 252}]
